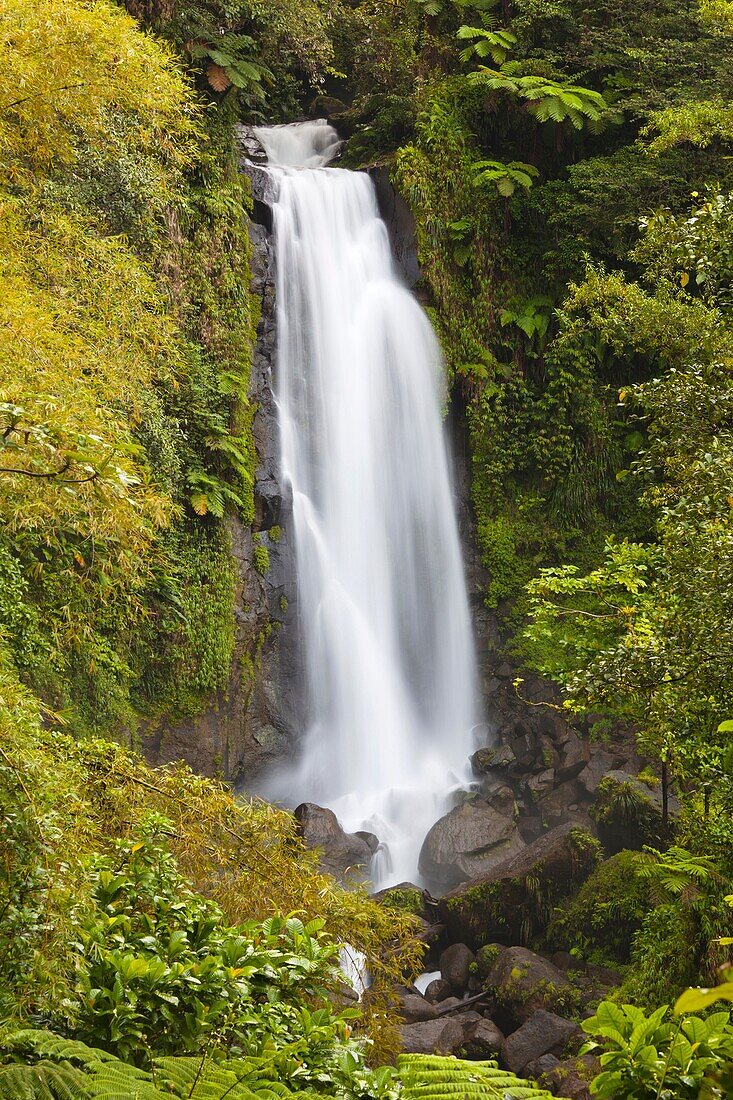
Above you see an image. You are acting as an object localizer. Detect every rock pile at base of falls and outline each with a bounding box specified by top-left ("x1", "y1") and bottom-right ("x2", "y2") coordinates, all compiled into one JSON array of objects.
[
  {"x1": 417, "y1": 694, "x2": 674, "y2": 892},
  {"x1": 383, "y1": 937, "x2": 618, "y2": 1100}
]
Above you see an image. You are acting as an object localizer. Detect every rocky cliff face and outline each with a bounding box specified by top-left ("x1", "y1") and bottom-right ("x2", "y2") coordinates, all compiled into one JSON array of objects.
[{"x1": 142, "y1": 130, "x2": 303, "y2": 784}]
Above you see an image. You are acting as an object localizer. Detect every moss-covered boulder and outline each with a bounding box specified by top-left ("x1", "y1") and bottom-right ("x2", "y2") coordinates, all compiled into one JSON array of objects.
[
  {"x1": 438, "y1": 823, "x2": 601, "y2": 949},
  {"x1": 549, "y1": 850, "x2": 651, "y2": 964},
  {"x1": 486, "y1": 948, "x2": 579, "y2": 1031},
  {"x1": 374, "y1": 881, "x2": 429, "y2": 920}
]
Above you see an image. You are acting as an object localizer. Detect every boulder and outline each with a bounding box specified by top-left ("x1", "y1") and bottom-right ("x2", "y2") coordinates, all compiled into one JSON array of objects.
[
  {"x1": 424, "y1": 978, "x2": 452, "y2": 1004},
  {"x1": 502, "y1": 1010, "x2": 580, "y2": 1075},
  {"x1": 576, "y1": 750, "x2": 617, "y2": 797},
  {"x1": 399, "y1": 1017, "x2": 465, "y2": 1055},
  {"x1": 397, "y1": 992, "x2": 439, "y2": 1023},
  {"x1": 486, "y1": 947, "x2": 573, "y2": 1029},
  {"x1": 419, "y1": 800, "x2": 525, "y2": 887},
  {"x1": 540, "y1": 1054, "x2": 600, "y2": 1100},
  {"x1": 439, "y1": 822, "x2": 601, "y2": 949},
  {"x1": 373, "y1": 881, "x2": 428, "y2": 919},
  {"x1": 524, "y1": 1055, "x2": 561, "y2": 1080},
  {"x1": 293, "y1": 803, "x2": 376, "y2": 881},
  {"x1": 235, "y1": 123, "x2": 268, "y2": 163},
  {"x1": 461, "y1": 1017, "x2": 504, "y2": 1059},
  {"x1": 537, "y1": 782, "x2": 585, "y2": 829},
  {"x1": 555, "y1": 729, "x2": 590, "y2": 783},
  {"x1": 439, "y1": 943, "x2": 475, "y2": 993}
]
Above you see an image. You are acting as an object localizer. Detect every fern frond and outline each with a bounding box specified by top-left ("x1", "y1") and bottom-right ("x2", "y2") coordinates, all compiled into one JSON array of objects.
[{"x1": 396, "y1": 1054, "x2": 556, "y2": 1100}]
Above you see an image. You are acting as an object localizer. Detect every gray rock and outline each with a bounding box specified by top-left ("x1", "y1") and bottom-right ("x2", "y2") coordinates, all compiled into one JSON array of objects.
[
  {"x1": 541, "y1": 1054, "x2": 599, "y2": 1099},
  {"x1": 576, "y1": 750, "x2": 617, "y2": 797},
  {"x1": 486, "y1": 947, "x2": 572, "y2": 1028},
  {"x1": 439, "y1": 823, "x2": 601, "y2": 949},
  {"x1": 400, "y1": 1017, "x2": 465, "y2": 1055},
  {"x1": 439, "y1": 943, "x2": 475, "y2": 993},
  {"x1": 294, "y1": 803, "x2": 375, "y2": 880},
  {"x1": 555, "y1": 730, "x2": 590, "y2": 782},
  {"x1": 538, "y1": 781, "x2": 585, "y2": 828},
  {"x1": 419, "y1": 800, "x2": 525, "y2": 887},
  {"x1": 462, "y1": 1017, "x2": 504, "y2": 1059},
  {"x1": 424, "y1": 978, "x2": 452, "y2": 1004},
  {"x1": 524, "y1": 1054, "x2": 561, "y2": 1079},
  {"x1": 502, "y1": 1010, "x2": 580, "y2": 1075},
  {"x1": 369, "y1": 167, "x2": 420, "y2": 288},
  {"x1": 398, "y1": 992, "x2": 439, "y2": 1023},
  {"x1": 235, "y1": 123, "x2": 268, "y2": 163}
]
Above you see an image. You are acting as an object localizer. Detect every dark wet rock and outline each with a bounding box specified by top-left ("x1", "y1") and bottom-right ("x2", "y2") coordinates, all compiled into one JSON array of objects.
[
  {"x1": 140, "y1": 205, "x2": 302, "y2": 786},
  {"x1": 540, "y1": 1054, "x2": 600, "y2": 1099},
  {"x1": 524, "y1": 1054, "x2": 562, "y2": 1080},
  {"x1": 439, "y1": 823, "x2": 601, "y2": 949},
  {"x1": 555, "y1": 730, "x2": 590, "y2": 783},
  {"x1": 576, "y1": 750, "x2": 617, "y2": 797},
  {"x1": 486, "y1": 947, "x2": 573, "y2": 1029},
  {"x1": 424, "y1": 978, "x2": 453, "y2": 1004},
  {"x1": 552, "y1": 952, "x2": 584, "y2": 973},
  {"x1": 461, "y1": 1017, "x2": 504, "y2": 1059},
  {"x1": 502, "y1": 1010, "x2": 580, "y2": 1075},
  {"x1": 368, "y1": 166, "x2": 420, "y2": 288},
  {"x1": 474, "y1": 943, "x2": 506, "y2": 978},
  {"x1": 419, "y1": 800, "x2": 525, "y2": 887},
  {"x1": 537, "y1": 781, "x2": 586, "y2": 829},
  {"x1": 398, "y1": 992, "x2": 439, "y2": 1023},
  {"x1": 439, "y1": 943, "x2": 475, "y2": 993},
  {"x1": 309, "y1": 94, "x2": 350, "y2": 119},
  {"x1": 591, "y1": 770, "x2": 672, "y2": 853},
  {"x1": 586, "y1": 963, "x2": 622, "y2": 988},
  {"x1": 294, "y1": 803, "x2": 375, "y2": 880},
  {"x1": 400, "y1": 1018, "x2": 465, "y2": 1055}
]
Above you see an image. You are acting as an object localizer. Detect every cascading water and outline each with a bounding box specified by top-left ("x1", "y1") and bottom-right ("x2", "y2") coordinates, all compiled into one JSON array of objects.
[{"x1": 255, "y1": 119, "x2": 479, "y2": 888}]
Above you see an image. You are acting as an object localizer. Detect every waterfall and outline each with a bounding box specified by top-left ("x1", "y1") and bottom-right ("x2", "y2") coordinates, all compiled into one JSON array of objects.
[{"x1": 255, "y1": 119, "x2": 479, "y2": 888}]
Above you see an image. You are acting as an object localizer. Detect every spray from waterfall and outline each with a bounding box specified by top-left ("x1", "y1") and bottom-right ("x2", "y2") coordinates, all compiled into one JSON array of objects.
[{"x1": 255, "y1": 119, "x2": 479, "y2": 888}]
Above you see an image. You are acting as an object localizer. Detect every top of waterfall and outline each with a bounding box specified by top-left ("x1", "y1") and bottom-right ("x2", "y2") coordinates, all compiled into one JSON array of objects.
[{"x1": 253, "y1": 120, "x2": 342, "y2": 169}]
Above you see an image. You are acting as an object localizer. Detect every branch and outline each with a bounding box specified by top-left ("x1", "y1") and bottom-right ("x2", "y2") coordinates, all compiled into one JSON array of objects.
[
  {"x1": 0, "y1": 462, "x2": 100, "y2": 484},
  {"x1": 0, "y1": 80, "x2": 107, "y2": 114}
]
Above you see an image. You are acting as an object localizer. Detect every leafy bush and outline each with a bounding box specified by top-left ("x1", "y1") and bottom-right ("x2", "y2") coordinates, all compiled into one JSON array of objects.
[
  {"x1": 66, "y1": 816, "x2": 345, "y2": 1062},
  {"x1": 581, "y1": 1000, "x2": 733, "y2": 1099}
]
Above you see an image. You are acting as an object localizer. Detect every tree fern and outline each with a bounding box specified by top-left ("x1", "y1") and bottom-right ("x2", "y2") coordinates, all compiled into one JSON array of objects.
[
  {"x1": 0, "y1": 1032, "x2": 320, "y2": 1100},
  {"x1": 396, "y1": 1054, "x2": 558, "y2": 1100},
  {"x1": 0, "y1": 1060, "x2": 89, "y2": 1100},
  {"x1": 467, "y1": 64, "x2": 618, "y2": 132}
]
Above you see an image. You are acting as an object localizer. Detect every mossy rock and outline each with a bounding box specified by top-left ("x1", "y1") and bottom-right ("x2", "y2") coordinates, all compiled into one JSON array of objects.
[
  {"x1": 472, "y1": 942, "x2": 504, "y2": 977},
  {"x1": 548, "y1": 849, "x2": 651, "y2": 965},
  {"x1": 438, "y1": 823, "x2": 602, "y2": 949},
  {"x1": 374, "y1": 882, "x2": 428, "y2": 920}
]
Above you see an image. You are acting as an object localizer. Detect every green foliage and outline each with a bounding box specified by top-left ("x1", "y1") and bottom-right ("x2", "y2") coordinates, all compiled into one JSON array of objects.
[
  {"x1": 0, "y1": 709, "x2": 424, "y2": 1059},
  {"x1": 457, "y1": 25, "x2": 517, "y2": 66},
  {"x1": 472, "y1": 159, "x2": 539, "y2": 197},
  {"x1": 581, "y1": 1000, "x2": 733, "y2": 1099},
  {"x1": 254, "y1": 544, "x2": 271, "y2": 575},
  {"x1": 467, "y1": 64, "x2": 616, "y2": 131},
  {"x1": 0, "y1": 1027, "x2": 387, "y2": 1100},
  {"x1": 396, "y1": 1054, "x2": 555, "y2": 1099},
  {"x1": 550, "y1": 852, "x2": 651, "y2": 966}
]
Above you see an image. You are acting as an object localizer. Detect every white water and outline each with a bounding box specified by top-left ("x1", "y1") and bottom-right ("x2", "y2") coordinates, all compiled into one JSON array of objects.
[{"x1": 255, "y1": 120, "x2": 478, "y2": 888}]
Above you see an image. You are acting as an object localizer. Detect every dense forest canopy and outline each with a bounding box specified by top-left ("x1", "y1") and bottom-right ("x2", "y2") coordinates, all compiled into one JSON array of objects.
[{"x1": 1, "y1": 0, "x2": 733, "y2": 1097}]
